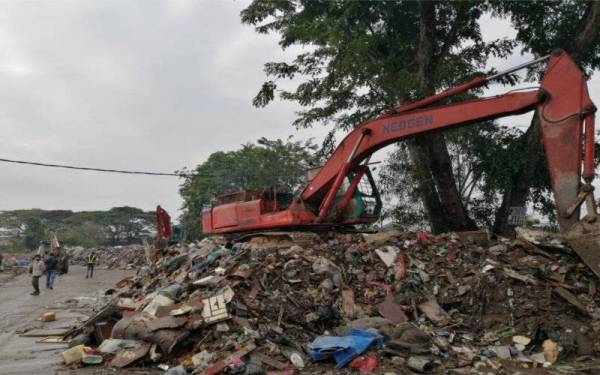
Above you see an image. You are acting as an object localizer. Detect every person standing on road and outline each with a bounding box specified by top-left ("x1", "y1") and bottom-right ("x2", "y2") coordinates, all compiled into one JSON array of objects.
[
  {"x1": 29, "y1": 254, "x2": 45, "y2": 296},
  {"x1": 86, "y1": 251, "x2": 97, "y2": 278},
  {"x1": 44, "y1": 250, "x2": 58, "y2": 289},
  {"x1": 0, "y1": 252, "x2": 4, "y2": 272}
]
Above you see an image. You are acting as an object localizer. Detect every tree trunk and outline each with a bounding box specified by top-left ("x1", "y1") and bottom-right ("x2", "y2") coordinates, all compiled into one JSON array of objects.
[
  {"x1": 407, "y1": 0, "x2": 477, "y2": 233},
  {"x1": 423, "y1": 133, "x2": 478, "y2": 230},
  {"x1": 493, "y1": 1, "x2": 600, "y2": 237},
  {"x1": 570, "y1": 1, "x2": 600, "y2": 62},
  {"x1": 407, "y1": 141, "x2": 450, "y2": 233},
  {"x1": 493, "y1": 115, "x2": 542, "y2": 237}
]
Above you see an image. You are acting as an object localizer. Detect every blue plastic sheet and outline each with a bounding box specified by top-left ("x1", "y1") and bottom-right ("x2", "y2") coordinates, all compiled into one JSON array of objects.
[{"x1": 308, "y1": 329, "x2": 384, "y2": 368}]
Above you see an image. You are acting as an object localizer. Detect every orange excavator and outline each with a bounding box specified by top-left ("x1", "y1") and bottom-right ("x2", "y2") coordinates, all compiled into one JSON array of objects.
[{"x1": 202, "y1": 50, "x2": 600, "y2": 277}]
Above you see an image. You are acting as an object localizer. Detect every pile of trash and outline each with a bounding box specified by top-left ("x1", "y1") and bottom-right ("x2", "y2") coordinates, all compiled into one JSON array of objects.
[
  {"x1": 0, "y1": 253, "x2": 29, "y2": 269},
  {"x1": 61, "y1": 229, "x2": 600, "y2": 374},
  {"x1": 67, "y1": 245, "x2": 147, "y2": 269}
]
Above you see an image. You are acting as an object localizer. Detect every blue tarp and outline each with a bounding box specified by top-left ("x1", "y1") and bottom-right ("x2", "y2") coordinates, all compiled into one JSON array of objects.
[{"x1": 308, "y1": 328, "x2": 384, "y2": 368}]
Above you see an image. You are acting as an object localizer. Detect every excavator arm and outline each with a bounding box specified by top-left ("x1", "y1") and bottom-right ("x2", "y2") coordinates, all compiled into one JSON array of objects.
[
  {"x1": 202, "y1": 50, "x2": 600, "y2": 276},
  {"x1": 302, "y1": 91, "x2": 542, "y2": 219},
  {"x1": 302, "y1": 50, "x2": 596, "y2": 231}
]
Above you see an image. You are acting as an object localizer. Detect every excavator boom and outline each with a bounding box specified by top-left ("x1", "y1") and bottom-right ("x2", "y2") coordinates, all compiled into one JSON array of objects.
[{"x1": 202, "y1": 50, "x2": 599, "y2": 276}]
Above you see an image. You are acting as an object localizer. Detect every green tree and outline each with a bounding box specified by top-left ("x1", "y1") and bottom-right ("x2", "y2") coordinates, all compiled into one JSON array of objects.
[
  {"x1": 380, "y1": 124, "x2": 532, "y2": 230},
  {"x1": 241, "y1": 1, "x2": 515, "y2": 233},
  {"x1": 179, "y1": 137, "x2": 317, "y2": 239},
  {"x1": 491, "y1": 0, "x2": 600, "y2": 236},
  {"x1": 101, "y1": 207, "x2": 150, "y2": 245},
  {"x1": 23, "y1": 217, "x2": 46, "y2": 250},
  {"x1": 60, "y1": 222, "x2": 105, "y2": 248}
]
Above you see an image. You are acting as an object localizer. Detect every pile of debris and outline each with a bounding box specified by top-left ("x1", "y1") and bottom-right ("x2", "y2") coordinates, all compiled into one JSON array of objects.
[
  {"x1": 0, "y1": 254, "x2": 29, "y2": 281},
  {"x1": 67, "y1": 245, "x2": 147, "y2": 269},
  {"x1": 0, "y1": 253, "x2": 29, "y2": 269},
  {"x1": 61, "y1": 229, "x2": 600, "y2": 374}
]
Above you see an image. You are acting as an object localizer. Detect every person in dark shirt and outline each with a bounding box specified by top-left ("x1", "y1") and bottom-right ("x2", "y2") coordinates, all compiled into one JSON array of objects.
[{"x1": 44, "y1": 250, "x2": 58, "y2": 289}]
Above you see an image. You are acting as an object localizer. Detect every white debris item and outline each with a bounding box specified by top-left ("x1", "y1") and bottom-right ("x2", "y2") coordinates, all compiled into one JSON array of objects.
[
  {"x1": 202, "y1": 286, "x2": 234, "y2": 324},
  {"x1": 375, "y1": 246, "x2": 399, "y2": 267}
]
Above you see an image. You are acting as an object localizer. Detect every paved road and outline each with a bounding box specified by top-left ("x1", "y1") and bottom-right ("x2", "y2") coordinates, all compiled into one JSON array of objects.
[{"x1": 0, "y1": 266, "x2": 133, "y2": 375}]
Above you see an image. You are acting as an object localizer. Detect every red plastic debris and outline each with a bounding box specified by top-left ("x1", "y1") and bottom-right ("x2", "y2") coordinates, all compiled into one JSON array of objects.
[
  {"x1": 416, "y1": 231, "x2": 433, "y2": 246},
  {"x1": 83, "y1": 346, "x2": 97, "y2": 354},
  {"x1": 394, "y1": 252, "x2": 408, "y2": 281},
  {"x1": 348, "y1": 354, "x2": 378, "y2": 372},
  {"x1": 364, "y1": 273, "x2": 392, "y2": 296},
  {"x1": 229, "y1": 355, "x2": 243, "y2": 366},
  {"x1": 245, "y1": 279, "x2": 260, "y2": 304},
  {"x1": 357, "y1": 241, "x2": 370, "y2": 254}
]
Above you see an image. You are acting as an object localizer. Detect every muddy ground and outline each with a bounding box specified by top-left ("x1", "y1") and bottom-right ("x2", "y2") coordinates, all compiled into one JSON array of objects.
[{"x1": 0, "y1": 266, "x2": 135, "y2": 375}]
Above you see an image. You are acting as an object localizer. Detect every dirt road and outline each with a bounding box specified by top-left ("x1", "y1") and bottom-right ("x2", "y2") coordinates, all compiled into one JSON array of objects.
[{"x1": 0, "y1": 266, "x2": 133, "y2": 375}]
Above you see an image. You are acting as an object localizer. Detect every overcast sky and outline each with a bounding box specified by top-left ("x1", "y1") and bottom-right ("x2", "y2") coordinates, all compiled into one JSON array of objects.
[{"x1": 0, "y1": 1, "x2": 598, "y2": 221}]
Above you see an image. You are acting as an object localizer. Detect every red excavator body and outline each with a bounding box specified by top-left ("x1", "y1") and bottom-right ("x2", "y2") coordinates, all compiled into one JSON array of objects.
[{"x1": 202, "y1": 50, "x2": 600, "y2": 277}]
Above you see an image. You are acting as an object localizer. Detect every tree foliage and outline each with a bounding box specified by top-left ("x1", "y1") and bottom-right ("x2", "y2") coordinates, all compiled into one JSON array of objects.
[
  {"x1": 23, "y1": 217, "x2": 46, "y2": 250},
  {"x1": 241, "y1": 1, "x2": 600, "y2": 233},
  {"x1": 488, "y1": 0, "x2": 600, "y2": 235},
  {"x1": 494, "y1": 0, "x2": 600, "y2": 73},
  {"x1": 179, "y1": 137, "x2": 317, "y2": 239},
  {"x1": 242, "y1": 1, "x2": 515, "y2": 133},
  {"x1": 379, "y1": 124, "x2": 559, "y2": 230},
  {"x1": 241, "y1": 1, "x2": 521, "y2": 232},
  {"x1": 100, "y1": 207, "x2": 150, "y2": 245},
  {"x1": 1, "y1": 208, "x2": 154, "y2": 249},
  {"x1": 61, "y1": 222, "x2": 105, "y2": 248}
]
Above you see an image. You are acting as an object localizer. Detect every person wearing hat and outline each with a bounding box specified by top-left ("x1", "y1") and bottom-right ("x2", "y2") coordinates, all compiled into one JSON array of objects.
[{"x1": 29, "y1": 254, "x2": 45, "y2": 296}]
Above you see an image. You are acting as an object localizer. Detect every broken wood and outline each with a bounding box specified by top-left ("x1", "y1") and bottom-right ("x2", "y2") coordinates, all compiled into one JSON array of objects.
[
  {"x1": 553, "y1": 287, "x2": 590, "y2": 316},
  {"x1": 21, "y1": 329, "x2": 71, "y2": 337},
  {"x1": 251, "y1": 352, "x2": 288, "y2": 370},
  {"x1": 62, "y1": 297, "x2": 120, "y2": 340}
]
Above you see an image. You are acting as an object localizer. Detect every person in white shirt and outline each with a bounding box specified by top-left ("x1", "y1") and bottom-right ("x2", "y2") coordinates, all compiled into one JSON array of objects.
[{"x1": 30, "y1": 254, "x2": 45, "y2": 296}]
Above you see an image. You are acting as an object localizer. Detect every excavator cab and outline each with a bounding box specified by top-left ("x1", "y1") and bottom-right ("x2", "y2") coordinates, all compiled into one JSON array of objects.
[{"x1": 330, "y1": 166, "x2": 382, "y2": 223}]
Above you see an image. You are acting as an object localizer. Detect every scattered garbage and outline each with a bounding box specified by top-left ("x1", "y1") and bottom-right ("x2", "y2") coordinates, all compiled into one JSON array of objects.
[
  {"x1": 57, "y1": 229, "x2": 599, "y2": 373},
  {"x1": 41, "y1": 311, "x2": 56, "y2": 322},
  {"x1": 61, "y1": 344, "x2": 85, "y2": 366},
  {"x1": 66, "y1": 245, "x2": 147, "y2": 269},
  {"x1": 98, "y1": 338, "x2": 144, "y2": 354},
  {"x1": 82, "y1": 353, "x2": 103, "y2": 365},
  {"x1": 543, "y1": 339, "x2": 559, "y2": 364},
  {"x1": 407, "y1": 356, "x2": 434, "y2": 373},
  {"x1": 348, "y1": 353, "x2": 378, "y2": 372}
]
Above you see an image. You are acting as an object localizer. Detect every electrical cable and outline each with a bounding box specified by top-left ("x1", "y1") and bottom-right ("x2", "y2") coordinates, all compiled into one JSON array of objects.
[{"x1": 0, "y1": 157, "x2": 196, "y2": 177}]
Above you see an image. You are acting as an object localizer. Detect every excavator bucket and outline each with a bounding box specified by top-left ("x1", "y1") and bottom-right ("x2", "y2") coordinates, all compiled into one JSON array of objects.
[
  {"x1": 563, "y1": 222, "x2": 600, "y2": 279},
  {"x1": 537, "y1": 51, "x2": 599, "y2": 279},
  {"x1": 538, "y1": 51, "x2": 591, "y2": 230}
]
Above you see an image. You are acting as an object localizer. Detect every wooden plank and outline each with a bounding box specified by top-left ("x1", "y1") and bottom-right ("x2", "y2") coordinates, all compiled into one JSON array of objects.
[{"x1": 20, "y1": 329, "x2": 70, "y2": 337}]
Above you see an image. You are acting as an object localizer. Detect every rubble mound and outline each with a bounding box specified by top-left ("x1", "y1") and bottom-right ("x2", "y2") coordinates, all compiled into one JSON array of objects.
[
  {"x1": 67, "y1": 245, "x2": 146, "y2": 269},
  {"x1": 64, "y1": 230, "x2": 600, "y2": 374}
]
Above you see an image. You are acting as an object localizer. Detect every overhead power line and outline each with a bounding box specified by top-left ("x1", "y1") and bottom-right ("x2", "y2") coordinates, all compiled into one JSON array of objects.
[{"x1": 0, "y1": 157, "x2": 194, "y2": 177}]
